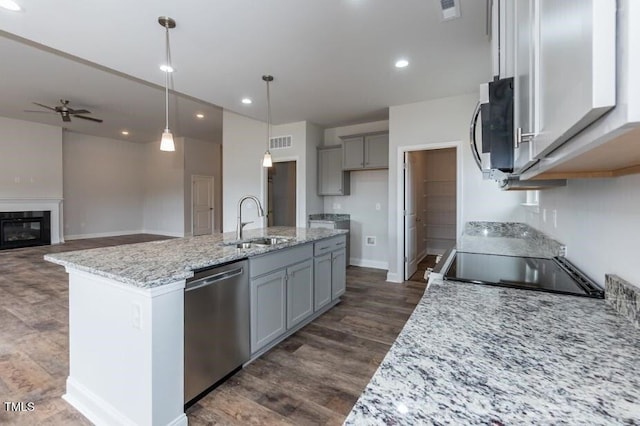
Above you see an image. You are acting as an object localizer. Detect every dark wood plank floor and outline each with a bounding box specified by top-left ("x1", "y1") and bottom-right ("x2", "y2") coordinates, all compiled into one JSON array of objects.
[{"x1": 0, "y1": 235, "x2": 426, "y2": 425}]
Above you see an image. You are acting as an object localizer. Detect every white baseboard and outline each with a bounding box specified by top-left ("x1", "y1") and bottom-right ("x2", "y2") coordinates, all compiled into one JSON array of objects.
[
  {"x1": 386, "y1": 271, "x2": 403, "y2": 283},
  {"x1": 64, "y1": 377, "x2": 188, "y2": 426},
  {"x1": 349, "y1": 258, "x2": 389, "y2": 270},
  {"x1": 417, "y1": 249, "x2": 427, "y2": 263},
  {"x1": 64, "y1": 230, "x2": 144, "y2": 240}
]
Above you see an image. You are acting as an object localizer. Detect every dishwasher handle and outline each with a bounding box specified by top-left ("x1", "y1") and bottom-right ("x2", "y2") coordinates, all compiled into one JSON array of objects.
[{"x1": 185, "y1": 267, "x2": 244, "y2": 292}]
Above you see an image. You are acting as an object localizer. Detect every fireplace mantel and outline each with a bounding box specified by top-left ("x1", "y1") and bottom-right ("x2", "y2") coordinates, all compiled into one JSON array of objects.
[{"x1": 0, "y1": 198, "x2": 63, "y2": 244}]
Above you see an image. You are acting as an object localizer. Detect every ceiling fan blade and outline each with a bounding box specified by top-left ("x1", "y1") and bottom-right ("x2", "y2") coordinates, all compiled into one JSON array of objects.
[
  {"x1": 74, "y1": 115, "x2": 103, "y2": 123},
  {"x1": 70, "y1": 109, "x2": 91, "y2": 115},
  {"x1": 62, "y1": 115, "x2": 72, "y2": 122},
  {"x1": 32, "y1": 102, "x2": 57, "y2": 111},
  {"x1": 24, "y1": 110, "x2": 56, "y2": 114}
]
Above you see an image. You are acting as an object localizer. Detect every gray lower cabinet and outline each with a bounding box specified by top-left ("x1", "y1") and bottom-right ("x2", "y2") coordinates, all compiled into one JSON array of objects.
[
  {"x1": 286, "y1": 259, "x2": 314, "y2": 329},
  {"x1": 250, "y1": 269, "x2": 286, "y2": 353},
  {"x1": 331, "y1": 248, "x2": 347, "y2": 299},
  {"x1": 313, "y1": 254, "x2": 332, "y2": 310}
]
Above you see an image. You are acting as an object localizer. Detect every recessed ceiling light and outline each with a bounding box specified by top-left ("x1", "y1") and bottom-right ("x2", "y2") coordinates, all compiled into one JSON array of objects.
[
  {"x1": 0, "y1": 0, "x2": 21, "y2": 11},
  {"x1": 121, "y1": 130, "x2": 129, "y2": 135},
  {"x1": 241, "y1": 98, "x2": 252, "y2": 105},
  {"x1": 159, "y1": 64, "x2": 174, "y2": 73},
  {"x1": 196, "y1": 113, "x2": 204, "y2": 119},
  {"x1": 395, "y1": 59, "x2": 409, "y2": 68}
]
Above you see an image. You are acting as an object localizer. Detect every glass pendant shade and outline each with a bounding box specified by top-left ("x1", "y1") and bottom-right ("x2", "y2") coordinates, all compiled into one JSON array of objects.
[
  {"x1": 160, "y1": 129, "x2": 175, "y2": 151},
  {"x1": 262, "y1": 151, "x2": 273, "y2": 167}
]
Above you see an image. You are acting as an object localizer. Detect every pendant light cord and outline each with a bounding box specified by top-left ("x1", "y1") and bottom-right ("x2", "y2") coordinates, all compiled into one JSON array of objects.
[
  {"x1": 165, "y1": 25, "x2": 171, "y2": 131},
  {"x1": 266, "y1": 78, "x2": 271, "y2": 150}
]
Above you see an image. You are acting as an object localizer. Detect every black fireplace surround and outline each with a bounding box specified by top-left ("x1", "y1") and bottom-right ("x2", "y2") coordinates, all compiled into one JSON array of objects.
[{"x1": 0, "y1": 211, "x2": 51, "y2": 250}]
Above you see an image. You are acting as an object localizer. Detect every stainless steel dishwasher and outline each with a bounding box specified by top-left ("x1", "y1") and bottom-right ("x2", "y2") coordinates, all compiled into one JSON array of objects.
[{"x1": 184, "y1": 259, "x2": 250, "y2": 404}]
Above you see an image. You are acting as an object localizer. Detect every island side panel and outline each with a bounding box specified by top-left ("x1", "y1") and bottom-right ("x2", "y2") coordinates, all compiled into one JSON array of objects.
[{"x1": 64, "y1": 269, "x2": 187, "y2": 426}]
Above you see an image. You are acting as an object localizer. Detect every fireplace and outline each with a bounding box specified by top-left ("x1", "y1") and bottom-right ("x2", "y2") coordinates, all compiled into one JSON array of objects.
[{"x1": 0, "y1": 211, "x2": 51, "y2": 250}]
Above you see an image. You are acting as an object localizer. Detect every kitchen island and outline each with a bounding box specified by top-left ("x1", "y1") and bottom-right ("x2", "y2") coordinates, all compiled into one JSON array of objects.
[
  {"x1": 44, "y1": 226, "x2": 347, "y2": 426},
  {"x1": 345, "y1": 222, "x2": 640, "y2": 424}
]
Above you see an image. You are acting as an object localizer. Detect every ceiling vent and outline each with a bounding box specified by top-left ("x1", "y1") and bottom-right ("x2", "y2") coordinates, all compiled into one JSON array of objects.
[
  {"x1": 439, "y1": 0, "x2": 461, "y2": 21},
  {"x1": 269, "y1": 135, "x2": 292, "y2": 150}
]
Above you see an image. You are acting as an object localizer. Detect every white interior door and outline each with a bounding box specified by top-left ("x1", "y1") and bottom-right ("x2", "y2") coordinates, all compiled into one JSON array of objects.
[
  {"x1": 404, "y1": 152, "x2": 417, "y2": 280},
  {"x1": 192, "y1": 175, "x2": 214, "y2": 236}
]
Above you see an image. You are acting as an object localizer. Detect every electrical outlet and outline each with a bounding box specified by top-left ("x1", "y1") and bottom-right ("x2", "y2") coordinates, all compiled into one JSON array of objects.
[
  {"x1": 375, "y1": 203, "x2": 381, "y2": 211},
  {"x1": 365, "y1": 236, "x2": 376, "y2": 246},
  {"x1": 333, "y1": 203, "x2": 341, "y2": 210},
  {"x1": 558, "y1": 246, "x2": 567, "y2": 257},
  {"x1": 542, "y1": 208, "x2": 547, "y2": 223}
]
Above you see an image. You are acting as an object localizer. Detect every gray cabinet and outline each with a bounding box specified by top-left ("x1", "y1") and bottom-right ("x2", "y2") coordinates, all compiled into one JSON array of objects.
[
  {"x1": 313, "y1": 254, "x2": 332, "y2": 310},
  {"x1": 341, "y1": 132, "x2": 389, "y2": 170},
  {"x1": 331, "y1": 248, "x2": 346, "y2": 299},
  {"x1": 250, "y1": 269, "x2": 286, "y2": 352},
  {"x1": 313, "y1": 236, "x2": 347, "y2": 304},
  {"x1": 286, "y1": 259, "x2": 314, "y2": 329},
  {"x1": 318, "y1": 146, "x2": 350, "y2": 196}
]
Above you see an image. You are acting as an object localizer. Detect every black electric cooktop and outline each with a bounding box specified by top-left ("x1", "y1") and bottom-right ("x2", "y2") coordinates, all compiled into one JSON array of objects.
[{"x1": 444, "y1": 252, "x2": 604, "y2": 298}]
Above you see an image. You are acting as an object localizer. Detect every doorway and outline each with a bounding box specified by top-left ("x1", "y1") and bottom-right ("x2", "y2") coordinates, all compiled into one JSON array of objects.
[
  {"x1": 192, "y1": 175, "x2": 214, "y2": 236},
  {"x1": 267, "y1": 161, "x2": 297, "y2": 227},
  {"x1": 403, "y1": 147, "x2": 457, "y2": 280}
]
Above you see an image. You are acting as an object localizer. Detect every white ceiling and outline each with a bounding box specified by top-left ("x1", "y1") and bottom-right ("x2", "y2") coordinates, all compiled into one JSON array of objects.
[{"x1": 0, "y1": 0, "x2": 490, "y2": 142}]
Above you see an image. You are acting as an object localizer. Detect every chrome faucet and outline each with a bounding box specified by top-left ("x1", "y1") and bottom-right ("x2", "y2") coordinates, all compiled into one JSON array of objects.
[{"x1": 236, "y1": 195, "x2": 265, "y2": 240}]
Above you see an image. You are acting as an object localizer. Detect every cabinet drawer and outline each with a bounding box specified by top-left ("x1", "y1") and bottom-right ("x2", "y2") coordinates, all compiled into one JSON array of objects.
[
  {"x1": 314, "y1": 235, "x2": 346, "y2": 256},
  {"x1": 250, "y1": 244, "x2": 313, "y2": 278}
]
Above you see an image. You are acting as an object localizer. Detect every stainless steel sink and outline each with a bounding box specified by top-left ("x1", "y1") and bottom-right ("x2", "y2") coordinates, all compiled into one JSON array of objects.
[{"x1": 227, "y1": 237, "x2": 292, "y2": 249}]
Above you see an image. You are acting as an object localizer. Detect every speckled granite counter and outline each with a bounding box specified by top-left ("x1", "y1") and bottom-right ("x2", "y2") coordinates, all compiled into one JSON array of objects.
[
  {"x1": 45, "y1": 226, "x2": 347, "y2": 288},
  {"x1": 345, "y1": 278, "x2": 640, "y2": 425},
  {"x1": 308, "y1": 213, "x2": 350, "y2": 223},
  {"x1": 457, "y1": 221, "x2": 563, "y2": 258}
]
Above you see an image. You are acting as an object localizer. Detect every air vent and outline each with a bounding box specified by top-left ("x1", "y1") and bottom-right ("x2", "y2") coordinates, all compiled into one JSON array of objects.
[
  {"x1": 269, "y1": 135, "x2": 292, "y2": 150},
  {"x1": 439, "y1": 0, "x2": 461, "y2": 21}
]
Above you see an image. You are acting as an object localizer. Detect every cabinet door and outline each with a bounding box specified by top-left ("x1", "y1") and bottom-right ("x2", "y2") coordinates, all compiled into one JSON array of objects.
[
  {"x1": 342, "y1": 137, "x2": 364, "y2": 170},
  {"x1": 286, "y1": 259, "x2": 314, "y2": 329},
  {"x1": 533, "y1": 0, "x2": 616, "y2": 158},
  {"x1": 313, "y1": 254, "x2": 332, "y2": 311},
  {"x1": 513, "y1": 0, "x2": 537, "y2": 173},
  {"x1": 250, "y1": 269, "x2": 286, "y2": 353},
  {"x1": 331, "y1": 248, "x2": 346, "y2": 299},
  {"x1": 318, "y1": 147, "x2": 349, "y2": 196},
  {"x1": 364, "y1": 133, "x2": 389, "y2": 169}
]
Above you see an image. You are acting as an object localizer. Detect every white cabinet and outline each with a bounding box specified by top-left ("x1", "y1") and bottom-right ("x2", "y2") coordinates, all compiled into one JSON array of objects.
[
  {"x1": 318, "y1": 146, "x2": 350, "y2": 196},
  {"x1": 531, "y1": 0, "x2": 616, "y2": 159},
  {"x1": 342, "y1": 132, "x2": 389, "y2": 170}
]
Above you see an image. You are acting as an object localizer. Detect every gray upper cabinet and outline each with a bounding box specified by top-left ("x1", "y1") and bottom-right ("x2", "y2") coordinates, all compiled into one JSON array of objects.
[
  {"x1": 286, "y1": 259, "x2": 314, "y2": 329},
  {"x1": 341, "y1": 132, "x2": 389, "y2": 170},
  {"x1": 318, "y1": 146, "x2": 350, "y2": 196}
]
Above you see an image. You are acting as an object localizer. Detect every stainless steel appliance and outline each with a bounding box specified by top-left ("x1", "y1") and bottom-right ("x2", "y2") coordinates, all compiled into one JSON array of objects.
[
  {"x1": 444, "y1": 252, "x2": 604, "y2": 298},
  {"x1": 184, "y1": 259, "x2": 250, "y2": 404}
]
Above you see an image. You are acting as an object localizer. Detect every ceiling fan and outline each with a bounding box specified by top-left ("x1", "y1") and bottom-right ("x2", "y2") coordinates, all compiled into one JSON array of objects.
[{"x1": 25, "y1": 99, "x2": 103, "y2": 123}]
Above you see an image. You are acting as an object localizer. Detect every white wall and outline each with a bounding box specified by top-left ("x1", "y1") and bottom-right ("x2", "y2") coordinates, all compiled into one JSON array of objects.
[
  {"x1": 305, "y1": 122, "x2": 324, "y2": 217},
  {"x1": 0, "y1": 116, "x2": 63, "y2": 199},
  {"x1": 525, "y1": 174, "x2": 640, "y2": 287},
  {"x1": 387, "y1": 93, "x2": 525, "y2": 282},
  {"x1": 63, "y1": 133, "x2": 145, "y2": 238},
  {"x1": 183, "y1": 137, "x2": 223, "y2": 235},
  {"x1": 142, "y1": 139, "x2": 185, "y2": 237},
  {"x1": 222, "y1": 110, "x2": 320, "y2": 232},
  {"x1": 322, "y1": 120, "x2": 391, "y2": 268}
]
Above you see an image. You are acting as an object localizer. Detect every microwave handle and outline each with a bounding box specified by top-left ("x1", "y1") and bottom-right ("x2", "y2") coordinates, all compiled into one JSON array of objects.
[{"x1": 469, "y1": 101, "x2": 483, "y2": 172}]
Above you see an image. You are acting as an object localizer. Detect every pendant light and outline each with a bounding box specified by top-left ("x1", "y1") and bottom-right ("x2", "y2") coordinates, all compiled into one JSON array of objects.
[
  {"x1": 159, "y1": 16, "x2": 176, "y2": 152},
  {"x1": 262, "y1": 75, "x2": 274, "y2": 168}
]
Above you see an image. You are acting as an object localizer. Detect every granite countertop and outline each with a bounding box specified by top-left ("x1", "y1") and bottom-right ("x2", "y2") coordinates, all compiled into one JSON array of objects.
[
  {"x1": 346, "y1": 221, "x2": 640, "y2": 424},
  {"x1": 44, "y1": 227, "x2": 347, "y2": 289},
  {"x1": 345, "y1": 278, "x2": 640, "y2": 425},
  {"x1": 457, "y1": 221, "x2": 563, "y2": 258},
  {"x1": 308, "y1": 213, "x2": 350, "y2": 222}
]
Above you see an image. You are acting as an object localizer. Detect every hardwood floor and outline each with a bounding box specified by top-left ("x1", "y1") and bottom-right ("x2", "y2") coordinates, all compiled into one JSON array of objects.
[{"x1": 0, "y1": 235, "x2": 426, "y2": 425}]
